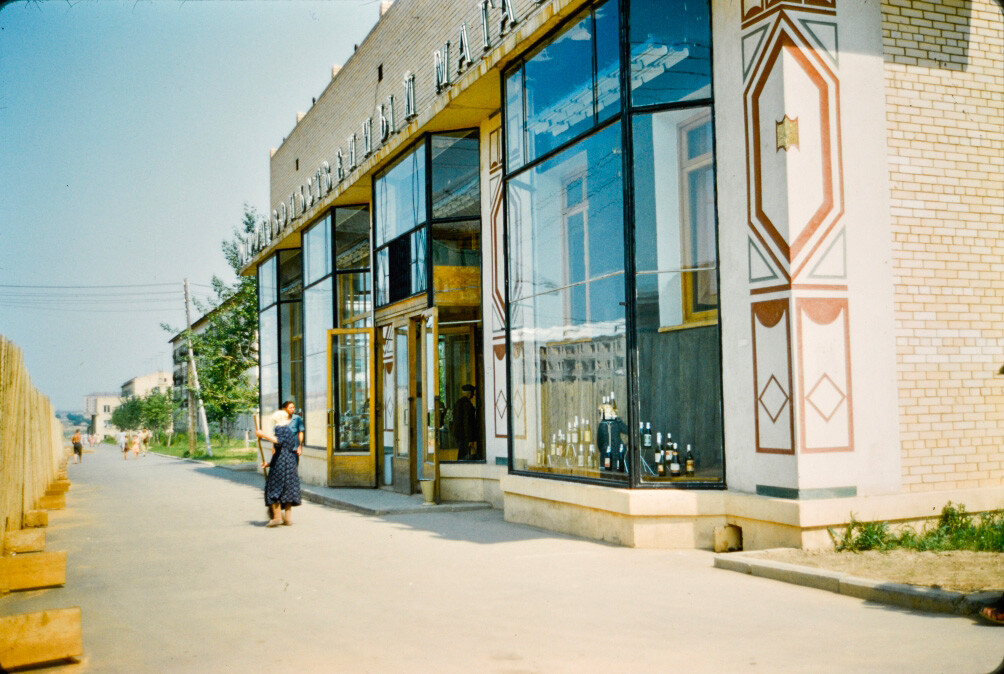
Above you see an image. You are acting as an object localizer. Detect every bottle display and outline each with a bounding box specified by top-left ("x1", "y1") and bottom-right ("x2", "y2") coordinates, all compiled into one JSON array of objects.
[
  {"x1": 669, "y1": 442, "x2": 681, "y2": 477},
  {"x1": 655, "y1": 432, "x2": 664, "y2": 476},
  {"x1": 685, "y1": 444, "x2": 695, "y2": 477}
]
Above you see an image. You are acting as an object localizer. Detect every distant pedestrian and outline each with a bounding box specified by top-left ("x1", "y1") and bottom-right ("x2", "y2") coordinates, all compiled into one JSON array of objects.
[
  {"x1": 130, "y1": 433, "x2": 140, "y2": 458},
  {"x1": 139, "y1": 428, "x2": 151, "y2": 456},
  {"x1": 255, "y1": 400, "x2": 304, "y2": 527},
  {"x1": 118, "y1": 431, "x2": 129, "y2": 460},
  {"x1": 71, "y1": 429, "x2": 83, "y2": 463}
]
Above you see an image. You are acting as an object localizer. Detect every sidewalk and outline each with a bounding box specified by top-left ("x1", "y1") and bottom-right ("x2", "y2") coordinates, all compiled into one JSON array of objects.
[
  {"x1": 2, "y1": 445, "x2": 1000, "y2": 673},
  {"x1": 212, "y1": 456, "x2": 999, "y2": 619},
  {"x1": 177, "y1": 457, "x2": 492, "y2": 516}
]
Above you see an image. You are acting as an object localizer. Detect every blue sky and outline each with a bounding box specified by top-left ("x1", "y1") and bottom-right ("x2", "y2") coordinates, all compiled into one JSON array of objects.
[{"x1": 0, "y1": 0, "x2": 379, "y2": 410}]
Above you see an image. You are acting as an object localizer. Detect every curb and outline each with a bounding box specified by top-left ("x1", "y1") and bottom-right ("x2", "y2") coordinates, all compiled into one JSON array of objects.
[
  {"x1": 299, "y1": 488, "x2": 493, "y2": 516},
  {"x1": 714, "y1": 551, "x2": 998, "y2": 617}
]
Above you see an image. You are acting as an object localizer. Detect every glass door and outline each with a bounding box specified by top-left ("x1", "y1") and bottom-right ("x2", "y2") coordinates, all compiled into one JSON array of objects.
[
  {"x1": 419, "y1": 308, "x2": 441, "y2": 498},
  {"x1": 327, "y1": 328, "x2": 377, "y2": 487}
]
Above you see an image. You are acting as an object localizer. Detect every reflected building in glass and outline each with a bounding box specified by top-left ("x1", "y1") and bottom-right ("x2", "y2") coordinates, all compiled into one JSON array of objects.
[{"x1": 242, "y1": 0, "x2": 1004, "y2": 550}]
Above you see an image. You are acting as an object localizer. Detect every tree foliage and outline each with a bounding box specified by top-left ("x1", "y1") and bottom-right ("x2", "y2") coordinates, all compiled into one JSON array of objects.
[
  {"x1": 164, "y1": 205, "x2": 260, "y2": 437},
  {"x1": 110, "y1": 397, "x2": 144, "y2": 431},
  {"x1": 110, "y1": 392, "x2": 175, "y2": 437}
]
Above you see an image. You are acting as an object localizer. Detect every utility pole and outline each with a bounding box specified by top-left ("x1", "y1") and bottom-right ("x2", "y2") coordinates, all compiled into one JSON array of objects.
[{"x1": 184, "y1": 278, "x2": 213, "y2": 456}]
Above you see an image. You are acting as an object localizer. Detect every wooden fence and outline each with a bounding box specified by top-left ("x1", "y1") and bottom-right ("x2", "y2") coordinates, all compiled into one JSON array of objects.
[
  {"x1": 0, "y1": 335, "x2": 66, "y2": 554},
  {"x1": 0, "y1": 336, "x2": 81, "y2": 669}
]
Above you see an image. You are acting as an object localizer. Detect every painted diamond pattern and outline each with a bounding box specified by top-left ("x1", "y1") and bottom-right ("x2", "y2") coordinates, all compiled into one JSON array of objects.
[
  {"x1": 759, "y1": 374, "x2": 789, "y2": 423},
  {"x1": 495, "y1": 388, "x2": 507, "y2": 421},
  {"x1": 512, "y1": 387, "x2": 524, "y2": 420},
  {"x1": 807, "y1": 373, "x2": 845, "y2": 422}
]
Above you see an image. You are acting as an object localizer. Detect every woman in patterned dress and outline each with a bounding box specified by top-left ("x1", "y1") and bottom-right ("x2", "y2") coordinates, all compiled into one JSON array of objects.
[{"x1": 256, "y1": 401, "x2": 305, "y2": 527}]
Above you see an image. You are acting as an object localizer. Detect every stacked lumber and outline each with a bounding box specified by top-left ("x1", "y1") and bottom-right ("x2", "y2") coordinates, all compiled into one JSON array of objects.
[{"x1": 0, "y1": 336, "x2": 82, "y2": 669}]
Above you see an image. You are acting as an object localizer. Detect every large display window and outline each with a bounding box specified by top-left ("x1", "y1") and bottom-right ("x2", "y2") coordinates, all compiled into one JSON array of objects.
[
  {"x1": 504, "y1": 0, "x2": 722, "y2": 488},
  {"x1": 508, "y1": 122, "x2": 628, "y2": 480},
  {"x1": 278, "y1": 249, "x2": 304, "y2": 412},
  {"x1": 258, "y1": 257, "x2": 279, "y2": 417},
  {"x1": 374, "y1": 131, "x2": 481, "y2": 309},
  {"x1": 332, "y1": 206, "x2": 372, "y2": 453},
  {"x1": 302, "y1": 214, "x2": 334, "y2": 449}
]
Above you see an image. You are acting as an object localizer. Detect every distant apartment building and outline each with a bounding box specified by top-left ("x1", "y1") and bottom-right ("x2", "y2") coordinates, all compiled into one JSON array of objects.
[
  {"x1": 121, "y1": 371, "x2": 172, "y2": 399},
  {"x1": 84, "y1": 392, "x2": 122, "y2": 438}
]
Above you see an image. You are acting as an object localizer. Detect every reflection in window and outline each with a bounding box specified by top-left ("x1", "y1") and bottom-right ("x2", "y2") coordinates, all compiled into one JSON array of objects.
[
  {"x1": 303, "y1": 214, "x2": 332, "y2": 286},
  {"x1": 507, "y1": 121, "x2": 628, "y2": 482},
  {"x1": 334, "y1": 332, "x2": 371, "y2": 452},
  {"x1": 335, "y1": 206, "x2": 370, "y2": 271},
  {"x1": 278, "y1": 249, "x2": 302, "y2": 301},
  {"x1": 431, "y1": 131, "x2": 480, "y2": 219},
  {"x1": 632, "y1": 106, "x2": 722, "y2": 484},
  {"x1": 375, "y1": 141, "x2": 426, "y2": 247},
  {"x1": 279, "y1": 300, "x2": 303, "y2": 411},
  {"x1": 505, "y1": 1, "x2": 619, "y2": 171},
  {"x1": 258, "y1": 256, "x2": 276, "y2": 310},
  {"x1": 629, "y1": 0, "x2": 712, "y2": 106},
  {"x1": 508, "y1": 122, "x2": 624, "y2": 315}
]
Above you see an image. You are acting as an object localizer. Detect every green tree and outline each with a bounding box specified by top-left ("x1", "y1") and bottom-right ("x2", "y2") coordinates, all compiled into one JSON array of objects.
[
  {"x1": 110, "y1": 397, "x2": 143, "y2": 431},
  {"x1": 164, "y1": 205, "x2": 260, "y2": 438},
  {"x1": 141, "y1": 391, "x2": 173, "y2": 441}
]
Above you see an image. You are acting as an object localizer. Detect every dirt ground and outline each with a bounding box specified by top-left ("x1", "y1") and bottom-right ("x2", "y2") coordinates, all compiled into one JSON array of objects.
[{"x1": 757, "y1": 549, "x2": 1004, "y2": 594}]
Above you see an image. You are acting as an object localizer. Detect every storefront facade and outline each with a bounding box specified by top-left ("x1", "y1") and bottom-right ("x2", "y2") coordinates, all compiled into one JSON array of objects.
[{"x1": 243, "y1": 0, "x2": 1004, "y2": 549}]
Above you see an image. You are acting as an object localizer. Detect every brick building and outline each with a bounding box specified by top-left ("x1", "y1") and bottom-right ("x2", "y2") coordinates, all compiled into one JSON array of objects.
[{"x1": 240, "y1": 0, "x2": 1003, "y2": 548}]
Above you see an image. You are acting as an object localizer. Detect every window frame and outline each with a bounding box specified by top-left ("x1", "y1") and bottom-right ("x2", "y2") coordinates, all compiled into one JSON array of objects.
[{"x1": 501, "y1": 0, "x2": 725, "y2": 490}]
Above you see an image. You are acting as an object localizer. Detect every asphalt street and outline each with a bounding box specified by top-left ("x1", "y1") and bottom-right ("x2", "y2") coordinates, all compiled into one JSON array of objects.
[{"x1": 2, "y1": 445, "x2": 1001, "y2": 673}]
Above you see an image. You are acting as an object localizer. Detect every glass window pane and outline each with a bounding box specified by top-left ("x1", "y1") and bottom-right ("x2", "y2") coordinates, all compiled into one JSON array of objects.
[
  {"x1": 507, "y1": 122, "x2": 624, "y2": 304},
  {"x1": 337, "y1": 271, "x2": 372, "y2": 327},
  {"x1": 394, "y1": 327, "x2": 409, "y2": 458},
  {"x1": 258, "y1": 256, "x2": 276, "y2": 310},
  {"x1": 509, "y1": 293, "x2": 628, "y2": 481},
  {"x1": 595, "y1": 1, "x2": 621, "y2": 123},
  {"x1": 375, "y1": 141, "x2": 426, "y2": 247},
  {"x1": 432, "y1": 218, "x2": 481, "y2": 304},
  {"x1": 304, "y1": 279, "x2": 333, "y2": 359},
  {"x1": 260, "y1": 362, "x2": 279, "y2": 419},
  {"x1": 506, "y1": 123, "x2": 628, "y2": 482},
  {"x1": 635, "y1": 273, "x2": 723, "y2": 484},
  {"x1": 278, "y1": 249, "x2": 303, "y2": 301},
  {"x1": 303, "y1": 215, "x2": 332, "y2": 286},
  {"x1": 279, "y1": 300, "x2": 303, "y2": 409},
  {"x1": 633, "y1": 106, "x2": 723, "y2": 485},
  {"x1": 524, "y1": 9, "x2": 595, "y2": 162},
  {"x1": 335, "y1": 206, "x2": 370, "y2": 270},
  {"x1": 303, "y1": 351, "x2": 327, "y2": 449},
  {"x1": 335, "y1": 332, "x2": 371, "y2": 452},
  {"x1": 375, "y1": 247, "x2": 390, "y2": 307},
  {"x1": 629, "y1": 0, "x2": 712, "y2": 106},
  {"x1": 259, "y1": 306, "x2": 278, "y2": 367},
  {"x1": 411, "y1": 227, "x2": 428, "y2": 295},
  {"x1": 505, "y1": 69, "x2": 525, "y2": 171},
  {"x1": 431, "y1": 131, "x2": 480, "y2": 219},
  {"x1": 632, "y1": 107, "x2": 715, "y2": 278}
]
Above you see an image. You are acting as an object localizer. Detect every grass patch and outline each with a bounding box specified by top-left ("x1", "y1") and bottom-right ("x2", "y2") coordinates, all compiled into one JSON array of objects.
[
  {"x1": 150, "y1": 435, "x2": 260, "y2": 465},
  {"x1": 831, "y1": 502, "x2": 1004, "y2": 553}
]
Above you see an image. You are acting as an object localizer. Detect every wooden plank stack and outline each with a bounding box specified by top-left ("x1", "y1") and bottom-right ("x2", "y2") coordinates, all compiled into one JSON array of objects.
[{"x1": 0, "y1": 336, "x2": 83, "y2": 669}]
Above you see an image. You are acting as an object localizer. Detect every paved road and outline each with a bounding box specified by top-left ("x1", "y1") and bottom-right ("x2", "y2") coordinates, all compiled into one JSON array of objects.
[{"x1": 3, "y1": 445, "x2": 1001, "y2": 673}]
